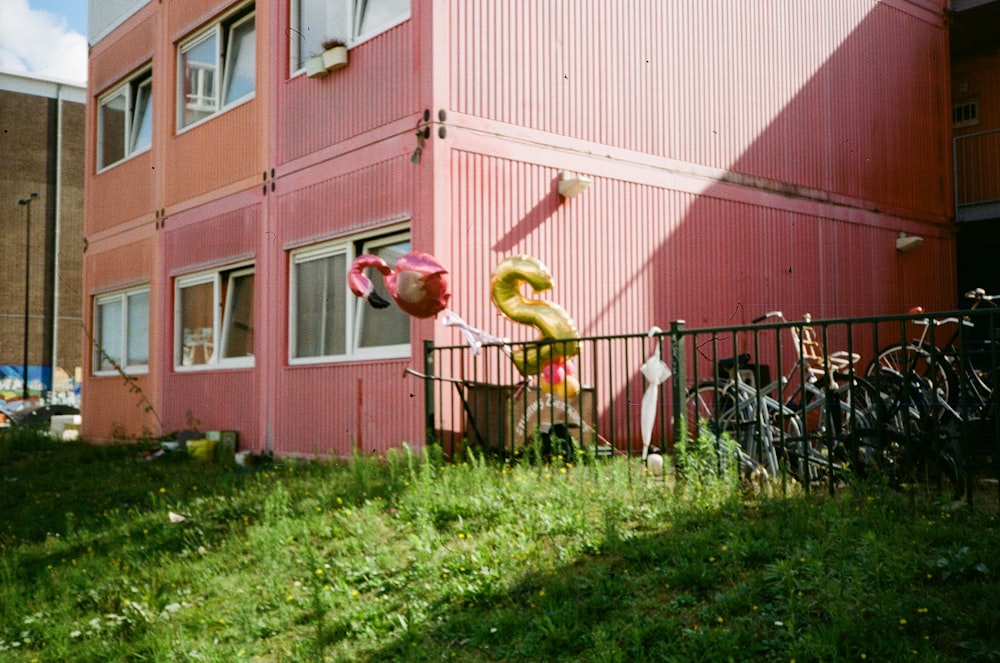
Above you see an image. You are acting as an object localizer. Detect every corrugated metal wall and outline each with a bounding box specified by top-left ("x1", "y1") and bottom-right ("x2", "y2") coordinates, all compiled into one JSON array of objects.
[
  {"x1": 438, "y1": 0, "x2": 952, "y2": 334},
  {"x1": 87, "y1": 8, "x2": 157, "y2": 235},
  {"x1": 274, "y1": 360, "x2": 426, "y2": 457},
  {"x1": 277, "y1": 22, "x2": 417, "y2": 165},
  {"x1": 271, "y1": 148, "x2": 425, "y2": 457},
  {"x1": 448, "y1": 0, "x2": 949, "y2": 219},
  {"x1": 83, "y1": 3, "x2": 159, "y2": 440},
  {"x1": 277, "y1": 153, "x2": 416, "y2": 241},
  {"x1": 87, "y1": 155, "x2": 156, "y2": 235},
  {"x1": 158, "y1": 196, "x2": 260, "y2": 436},
  {"x1": 165, "y1": 102, "x2": 263, "y2": 206}
]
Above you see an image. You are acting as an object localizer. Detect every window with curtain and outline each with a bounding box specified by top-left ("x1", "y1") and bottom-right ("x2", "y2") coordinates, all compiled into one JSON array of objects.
[
  {"x1": 289, "y1": 228, "x2": 411, "y2": 363},
  {"x1": 93, "y1": 286, "x2": 150, "y2": 374}
]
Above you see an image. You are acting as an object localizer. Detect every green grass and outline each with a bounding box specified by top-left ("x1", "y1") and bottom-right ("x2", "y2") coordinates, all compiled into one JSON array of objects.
[{"x1": 2, "y1": 427, "x2": 1000, "y2": 662}]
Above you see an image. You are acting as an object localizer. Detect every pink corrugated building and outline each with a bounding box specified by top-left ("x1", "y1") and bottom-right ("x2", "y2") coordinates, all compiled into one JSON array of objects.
[{"x1": 83, "y1": 0, "x2": 956, "y2": 455}]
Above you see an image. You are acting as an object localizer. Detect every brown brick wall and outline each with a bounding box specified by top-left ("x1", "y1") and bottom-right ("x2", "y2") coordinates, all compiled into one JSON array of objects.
[{"x1": 0, "y1": 86, "x2": 85, "y2": 393}]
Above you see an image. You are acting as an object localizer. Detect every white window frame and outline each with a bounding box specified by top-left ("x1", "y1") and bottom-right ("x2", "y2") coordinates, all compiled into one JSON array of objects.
[
  {"x1": 289, "y1": 227, "x2": 411, "y2": 365},
  {"x1": 97, "y1": 68, "x2": 153, "y2": 171},
  {"x1": 174, "y1": 264, "x2": 255, "y2": 371},
  {"x1": 289, "y1": 0, "x2": 410, "y2": 75},
  {"x1": 177, "y1": 4, "x2": 255, "y2": 131},
  {"x1": 93, "y1": 285, "x2": 150, "y2": 376}
]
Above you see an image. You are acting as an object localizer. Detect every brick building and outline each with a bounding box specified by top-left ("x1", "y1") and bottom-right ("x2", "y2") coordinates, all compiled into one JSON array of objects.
[{"x1": 0, "y1": 70, "x2": 85, "y2": 411}]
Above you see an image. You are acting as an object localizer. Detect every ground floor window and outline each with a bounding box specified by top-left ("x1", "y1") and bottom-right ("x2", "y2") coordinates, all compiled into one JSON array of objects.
[
  {"x1": 175, "y1": 264, "x2": 254, "y2": 369},
  {"x1": 289, "y1": 228, "x2": 410, "y2": 363},
  {"x1": 93, "y1": 286, "x2": 150, "y2": 375}
]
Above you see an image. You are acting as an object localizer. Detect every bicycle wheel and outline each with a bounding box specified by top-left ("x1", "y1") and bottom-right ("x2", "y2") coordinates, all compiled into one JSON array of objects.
[
  {"x1": 850, "y1": 371, "x2": 966, "y2": 500},
  {"x1": 684, "y1": 382, "x2": 759, "y2": 477},
  {"x1": 845, "y1": 425, "x2": 906, "y2": 486},
  {"x1": 685, "y1": 381, "x2": 736, "y2": 440},
  {"x1": 866, "y1": 342, "x2": 957, "y2": 417},
  {"x1": 780, "y1": 377, "x2": 868, "y2": 485}
]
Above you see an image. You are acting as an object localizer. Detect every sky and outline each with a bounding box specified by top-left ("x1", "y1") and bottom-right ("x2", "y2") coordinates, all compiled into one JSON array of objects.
[{"x1": 0, "y1": 0, "x2": 88, "y2": 85}]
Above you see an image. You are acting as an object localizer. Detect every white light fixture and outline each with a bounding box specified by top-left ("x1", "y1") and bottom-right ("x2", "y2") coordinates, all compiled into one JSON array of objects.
[
  {"x1": 558, "y1": 171, "x2": 592, "y2": 198},
  {"x1": 896, "y1": 232, "x2": 924, "y2": 253}
]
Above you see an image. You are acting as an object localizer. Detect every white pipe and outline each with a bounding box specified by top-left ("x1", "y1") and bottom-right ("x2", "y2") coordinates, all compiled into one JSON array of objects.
[{"x1": 51, "y1": 84, "x2": 63, "y2": 395}]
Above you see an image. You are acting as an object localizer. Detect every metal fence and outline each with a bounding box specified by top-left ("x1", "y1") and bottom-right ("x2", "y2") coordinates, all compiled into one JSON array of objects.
[{"x1": 418, "y1": 304, "x2": 1000, "y2": 500}]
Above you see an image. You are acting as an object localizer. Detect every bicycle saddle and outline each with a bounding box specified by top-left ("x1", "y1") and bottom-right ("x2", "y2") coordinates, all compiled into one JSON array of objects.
[{"x1": 718, "y1": 353, "x2": 752, "y2": 373}]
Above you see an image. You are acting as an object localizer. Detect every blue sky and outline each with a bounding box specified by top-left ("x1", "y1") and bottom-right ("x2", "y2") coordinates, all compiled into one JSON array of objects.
[
  {"x1": 30, "y1": 0, "x2": 87, "y2": 35},
  {"x1": 0, "y1": 0, "x2": 88, "y2": 84}
]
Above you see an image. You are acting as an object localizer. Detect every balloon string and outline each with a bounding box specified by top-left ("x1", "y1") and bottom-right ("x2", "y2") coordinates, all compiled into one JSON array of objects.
[{"x1": 441, "y1": 310, "x2": 511, "y2": 358}]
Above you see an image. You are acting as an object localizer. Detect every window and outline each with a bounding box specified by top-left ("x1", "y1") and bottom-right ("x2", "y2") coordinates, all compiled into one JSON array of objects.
[
  {"x1": 289, "y1": 230, "x2": 410, "y2": 362},
  {"x1": 953, "y1": 99, "x2": 980, "y2": 128},
  {"x1": 97, "y1": 69, "x2": 152, "y2": 170},
  {"x1": 93, "y1": 287, "x2": 149, "y2": 374},
  {"x1": 290, "y1": 0, "x2": 409, "y2": 73},
  {"x1": 175, "y1": 265, "x2": 255, "y2": 369},
  {"x1": 178, "y1": 5, "x2": 255, "y2": 130}
]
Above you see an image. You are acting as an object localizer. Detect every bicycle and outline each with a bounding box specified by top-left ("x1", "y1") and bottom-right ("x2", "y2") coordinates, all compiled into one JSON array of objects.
[
  {"x1": 685, "y1": 311, "x2": 874, "y2": 487},
  {"x1": 859, "y1": 291, "x2": 1000, "y2": 499},
  {"x1": 751, "y1": 312, "x2": 882, "y2": 485},
  {"x1": 684, "y1": 352, "x2": 797, "y2": 482},
  {"x1": 866, "y1": 288, "x2": 999, "y2": 422}
]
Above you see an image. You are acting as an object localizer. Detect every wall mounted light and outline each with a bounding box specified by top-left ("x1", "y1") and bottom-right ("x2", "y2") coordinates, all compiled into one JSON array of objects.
[
  {"x1": 896, "y1": 232, "x2": 924, "y2": 253},
  {"x1": 558, "y1": 171, "x2": 592, "y2": 199}
]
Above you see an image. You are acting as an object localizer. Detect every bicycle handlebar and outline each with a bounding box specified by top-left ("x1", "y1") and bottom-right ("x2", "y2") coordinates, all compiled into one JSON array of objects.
[
  {"x1": 752, "y1": 311, "x2": 785, "y2": 324},
  {"x1": 964, "y1": 287, "x2": 999, "y2": 303},
  {"x1": 913, "y1": 316, "x2": 974, "y2": 328}
]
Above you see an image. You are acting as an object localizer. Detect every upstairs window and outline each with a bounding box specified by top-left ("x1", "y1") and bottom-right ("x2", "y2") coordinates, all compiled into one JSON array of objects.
[
  {"x1": 97, "y1": 69, "x2": 152, "y2": 170},
  {"x1": 93, "y1": 286, "x2": 149, "y2": 375},
  {"x1": 290, "y1": 0, "x2": 409, "y2": 73},
  {"x1": 178, "y1": 4, "x2": 255, "y2": 130},
  {"x1": 953, "y1": 98, "x2": 980, "y2": 129},
  {"x1": 175, "y1": 265, "x2": 255, "y2": 369}
]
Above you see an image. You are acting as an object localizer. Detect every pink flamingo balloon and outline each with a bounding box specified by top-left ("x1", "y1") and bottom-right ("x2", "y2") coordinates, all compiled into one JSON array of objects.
[{"x1": 348, "y1": 252, "x2": 450, "y2": 319}]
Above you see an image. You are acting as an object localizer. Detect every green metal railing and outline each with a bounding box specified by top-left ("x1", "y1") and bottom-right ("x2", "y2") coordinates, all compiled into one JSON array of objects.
[{"x1": 419, "y1": 306, "x2": 1000, "y2": 502}]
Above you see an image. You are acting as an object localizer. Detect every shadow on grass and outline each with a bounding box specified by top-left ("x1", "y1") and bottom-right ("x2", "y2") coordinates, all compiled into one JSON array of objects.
[{"x1": 357, "y1": 489, "x2": 1000, "y2": 663}]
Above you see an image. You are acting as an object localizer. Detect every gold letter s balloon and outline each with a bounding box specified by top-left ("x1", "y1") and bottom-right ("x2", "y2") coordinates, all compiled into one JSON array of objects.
[{"x1": 490, "y1": 256, "x2": 581, "y2": 398}]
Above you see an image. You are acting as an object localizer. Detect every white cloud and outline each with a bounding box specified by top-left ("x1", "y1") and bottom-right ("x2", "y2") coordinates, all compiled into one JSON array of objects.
[{"x1": 0, "y1": 0, "x2": 87, "y2": 85}]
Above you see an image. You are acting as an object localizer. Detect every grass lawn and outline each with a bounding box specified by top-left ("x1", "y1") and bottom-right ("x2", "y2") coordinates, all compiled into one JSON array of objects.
[{"x1": 2, "y1": 428, "x2": 1000, "y2": 662}]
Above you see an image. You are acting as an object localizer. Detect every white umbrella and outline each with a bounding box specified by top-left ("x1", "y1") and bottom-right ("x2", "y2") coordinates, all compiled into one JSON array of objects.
[{"x1": 640, "y1": 327, "x2": 671, "y2": 460}]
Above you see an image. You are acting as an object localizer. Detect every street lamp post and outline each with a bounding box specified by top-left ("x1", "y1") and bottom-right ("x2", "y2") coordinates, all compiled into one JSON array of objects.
[{"x1": 17, "y1": 192, "x2": 39, "y2": 404}]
